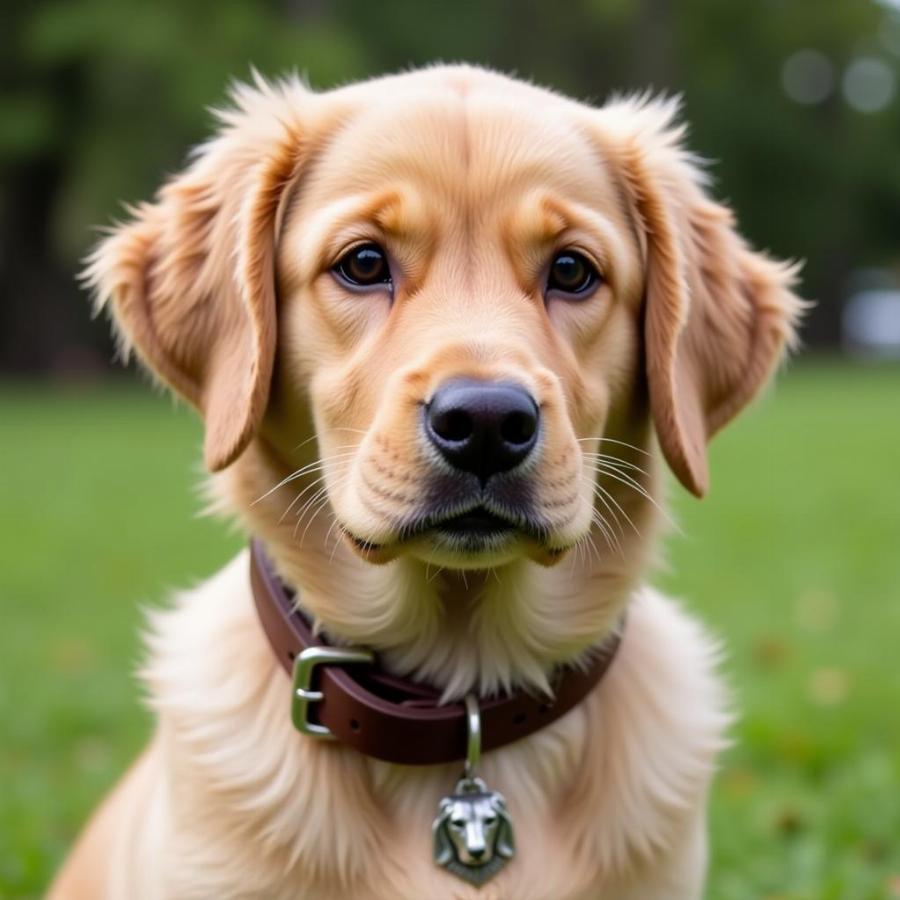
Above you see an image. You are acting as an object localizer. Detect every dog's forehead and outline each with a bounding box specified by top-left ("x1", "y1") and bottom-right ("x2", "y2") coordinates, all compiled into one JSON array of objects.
[
  {"x1": 307, "y1": 81, "x2": 618, "y2": 213},
  {"x1": 448, "y1": 795, "x2": 495, "y2": 817}
]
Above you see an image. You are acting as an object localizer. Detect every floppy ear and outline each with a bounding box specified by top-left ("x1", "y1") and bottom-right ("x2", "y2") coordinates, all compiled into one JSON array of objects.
[
  {"x1": 84, "y1": 77, "x2": 310, "y2": 471},
  {"x1": 494, "y1": 806, "x2": 516, "y2": 860},
  {"x1": 595, "y1": 97, "x2": 804, "y2": 496},
  {"x1": 432, "y1": 809, "x2": 454, "y2": 866}
]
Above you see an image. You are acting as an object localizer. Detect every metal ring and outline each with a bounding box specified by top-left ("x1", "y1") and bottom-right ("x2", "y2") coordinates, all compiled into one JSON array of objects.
[{"x1": 464, "y1": 694, "x2": 481, "y2": 777}]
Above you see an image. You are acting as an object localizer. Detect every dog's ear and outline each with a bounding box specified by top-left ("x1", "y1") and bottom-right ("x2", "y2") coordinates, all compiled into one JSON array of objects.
[
  {"x1": 432, "y1": 810, "x2": 454, "y2": 866},
  {"x1": 84, "y1": 77, "x2": 311, "y2": 471},
  {"x1": 594, "y1": 97, "x2": 804, "y2": 496},
  {"x1": 494, "y1": 806, "x2": 516, "y2": 860}
]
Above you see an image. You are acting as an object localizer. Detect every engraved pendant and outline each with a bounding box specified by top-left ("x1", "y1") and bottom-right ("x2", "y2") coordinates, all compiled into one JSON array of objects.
[{"x1": 432, "y1": 696, "x2": 516, "y2": 886}]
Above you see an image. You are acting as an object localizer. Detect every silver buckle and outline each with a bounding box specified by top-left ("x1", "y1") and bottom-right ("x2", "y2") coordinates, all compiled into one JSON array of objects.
[{"x1": 291, "y1": 645, "x2": 374, "y2": 739}]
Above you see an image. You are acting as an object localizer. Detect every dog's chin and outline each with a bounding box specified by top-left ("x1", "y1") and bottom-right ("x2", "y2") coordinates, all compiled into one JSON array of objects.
[{"x1": 409, "y1": 530, "x2": 528, "y2": 570}]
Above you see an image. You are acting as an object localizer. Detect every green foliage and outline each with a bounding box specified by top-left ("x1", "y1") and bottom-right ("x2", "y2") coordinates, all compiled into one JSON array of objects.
[
  {"x1": 1, "y1": 362, "x2": 899, "y2": 897},
  {"x1": 3, "y1": 0, "x2": 372, "y2": 260},
  {"x1": 2, "y1": 0, "x2": 899, "y2": 365}
]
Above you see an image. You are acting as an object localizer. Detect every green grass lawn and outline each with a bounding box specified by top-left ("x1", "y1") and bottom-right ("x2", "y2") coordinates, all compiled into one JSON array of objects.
[{"x1": 1, "y1": 361, "x2": 899, "y2": 899}]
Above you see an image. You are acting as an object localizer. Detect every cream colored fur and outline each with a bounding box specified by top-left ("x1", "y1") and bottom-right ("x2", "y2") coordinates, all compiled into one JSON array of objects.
[
  {"x1": 50, "y1": 64, "x2": 800, "y2": 899},
  {"x1": 52, "y1": 556, "x2": 725, "y2": 899}
]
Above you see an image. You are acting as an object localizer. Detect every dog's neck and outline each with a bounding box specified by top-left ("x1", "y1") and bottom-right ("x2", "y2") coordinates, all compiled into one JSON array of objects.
[{"x1": 214, "y1": 432, "x2": 660, "y2": 700}]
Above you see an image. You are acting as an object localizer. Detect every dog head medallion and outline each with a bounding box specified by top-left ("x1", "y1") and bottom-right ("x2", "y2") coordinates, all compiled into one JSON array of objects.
[{"x1": 433, "y1": 776, "x2": 515, "y2": 886}]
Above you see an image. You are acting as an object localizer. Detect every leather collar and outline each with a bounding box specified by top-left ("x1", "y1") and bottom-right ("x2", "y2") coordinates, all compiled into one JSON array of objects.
[{"x1": 250, "y1": 539, "x2": 623, "y2": 766}]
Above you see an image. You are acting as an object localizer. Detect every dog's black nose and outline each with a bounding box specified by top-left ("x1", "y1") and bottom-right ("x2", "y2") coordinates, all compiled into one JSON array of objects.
[{"x1": 425, "y1": 379, "x2": 539, "y2": 481}]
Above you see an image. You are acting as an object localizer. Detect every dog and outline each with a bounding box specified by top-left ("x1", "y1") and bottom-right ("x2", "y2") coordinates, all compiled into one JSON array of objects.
[{"x1": 49, "y1": 64, "x2": 801, "y2": 899}]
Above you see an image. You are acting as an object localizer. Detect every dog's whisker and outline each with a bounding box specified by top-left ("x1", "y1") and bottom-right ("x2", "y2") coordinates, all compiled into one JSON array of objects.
[
  {"x1": 292, "y1": 484, "x2": 334, "y2": 541},
  {"x1": 576, "y1": 436, "x2": 653, "y2": 457},
  {"x1": 593, "y1": 481, "x2": 641, "y2": 540},
  {"x1": 589, "y1": 508, "x2": 619, "y2": 556},
  {"x1": 288, "y1": 433, "x2": 366, "y2": 455},
  {"x1": 582, "y1": 453, "x2": 650, "y2": 477},
  {"x1": 593, "y1": 463, "x2": 676, "y2": 529},
  {"x1": 277, "y1": 456, "x2": 357, "y2": 525},
  {"x1": 296, "y1": 493, "x2": 334, "y2": 545},
  {"x1": 289, "y1": 464, "x2": 355, "y2": 525},
  {"x1": 279, "y1": 472, "x2": 333, "y2": 526},
  {"x1": 265, "y1": 449, "x2": 357, "y2": 493},
  {"x1": 326, "y1": 512, "x2": 347, "y2": 564},
  {"x1": 591, "y1": 493, "x2": 626, "y2": 554},
  {"x1": 291, "y1": 487, "x2": 329, "y2": 534},
  {"x1": 589, "y1": 502, "x2": 617, "y2": 547},
  {"x1": 294, "y1": 477, "x2": 344, "y2": 528},
  {"x1": 252, "y1": 450, "x2": 358, "y2": 506},
  {"x1": 254, "y1": 460, "x2": 328, "y2": 507},
  {"x1": 573, "y1": 533, "x2": 588, "y2": 568},
  {"x1": 288, "y1": 433, "x2": 322, "y2": 455},
  {"x1": 296, "y1": 471, "x2": 358, "y2": 547},
  {"x1": 592, "y1": 515, "x2": 620, "y2": 558},
  {"x1": 584, "y1": 527, "x2": 603, "y2": 566},
  {"x1": 594, "y1": 463, "x2": 655, "y2": 502}
]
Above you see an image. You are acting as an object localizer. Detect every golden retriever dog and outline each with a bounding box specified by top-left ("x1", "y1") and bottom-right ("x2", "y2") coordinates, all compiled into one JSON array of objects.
[{"x1": 50, "y1": 65, "x2": 800, "y2": 899}]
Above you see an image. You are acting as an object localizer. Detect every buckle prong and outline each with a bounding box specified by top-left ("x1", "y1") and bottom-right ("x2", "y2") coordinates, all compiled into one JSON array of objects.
[{"x1": 291, "y1": 645, "x2": 374, "y2": 739}]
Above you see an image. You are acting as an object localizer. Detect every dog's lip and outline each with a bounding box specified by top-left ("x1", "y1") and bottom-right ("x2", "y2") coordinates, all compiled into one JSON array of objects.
[
  {"x1": 400, "y1": 504, "x2": 548, "y2": 544},
  {"x1": 347, "y1": 533, "x2": 384, "y2": 553},
  {"x1": 343, "y1": 504, "x2": 552, "y2": 552},
  {"x1": 432, "y1": 506, "x2": 517, "y2": 536}
]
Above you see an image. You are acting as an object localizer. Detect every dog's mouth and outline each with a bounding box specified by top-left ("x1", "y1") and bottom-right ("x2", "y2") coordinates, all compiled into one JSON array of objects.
[
  {"x1": 403, "y1": 503, "x2": 548, "y2": 547},
  {"x1": 344, "y1": 504, "x2": 568, "y2": 566},
  {"x1": 431, "y1": 506, "x2": 517, "y2": 538}
]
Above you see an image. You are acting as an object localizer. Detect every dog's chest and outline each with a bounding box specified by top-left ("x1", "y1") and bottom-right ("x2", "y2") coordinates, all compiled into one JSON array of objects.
[
  {"x1": 358, "y1": 722, "x2": 593, "y2": 899},
  {"x1": 166, "y1": 692, "x2": 623, "y2": 899},
  {"x1": 150, "y1": 565, "x2": 722, "y2": 899}
]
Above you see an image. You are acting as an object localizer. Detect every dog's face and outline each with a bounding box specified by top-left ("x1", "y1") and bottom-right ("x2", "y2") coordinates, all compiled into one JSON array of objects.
[
  {"x1": 87, "y1": 66, "x2": 801, "y2": 578},
  {"x1": 272, "y1": 88, "x2": 644, "y2": 569},
  {"x1": 433, "y1": 789, "x2": 514, "y2": 868}
]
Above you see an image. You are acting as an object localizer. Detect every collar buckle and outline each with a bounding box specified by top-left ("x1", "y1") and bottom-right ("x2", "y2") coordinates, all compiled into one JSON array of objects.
[{"x1": 291, "y1": 645, "x2": 374, "y2": 739}]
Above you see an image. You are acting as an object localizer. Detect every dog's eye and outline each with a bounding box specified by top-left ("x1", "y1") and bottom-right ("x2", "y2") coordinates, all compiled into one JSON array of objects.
[
  {"x1": 333, "y1": 243, "x2": 392, "y2": 289},
  {"x1": 546, "y1": 251, "x2": 600, "y2": 298}
]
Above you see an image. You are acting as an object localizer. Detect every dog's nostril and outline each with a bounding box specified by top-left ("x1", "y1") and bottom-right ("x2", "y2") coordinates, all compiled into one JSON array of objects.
[
  {"x1": 501, "y1": 410, "x2": 536, "y2": 446},
  {"x1": 433, "y1": 408, "x2": 473, "y2": 443}
]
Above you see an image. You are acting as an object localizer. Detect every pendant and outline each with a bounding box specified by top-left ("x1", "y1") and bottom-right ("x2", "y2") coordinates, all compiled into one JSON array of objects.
[{"x1": 432, "y1": 695, "x2": 516, "y2": 887}]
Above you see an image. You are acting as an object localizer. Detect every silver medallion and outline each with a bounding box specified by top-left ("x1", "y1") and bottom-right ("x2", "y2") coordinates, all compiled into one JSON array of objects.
[{"x1": 432, "y1": 695, "x2": 516, "y2": 886}]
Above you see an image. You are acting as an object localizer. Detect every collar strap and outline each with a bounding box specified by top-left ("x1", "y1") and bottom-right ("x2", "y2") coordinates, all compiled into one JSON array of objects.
[{"x1": 250, "y1": 539, "x2": 623, "y2": 766}]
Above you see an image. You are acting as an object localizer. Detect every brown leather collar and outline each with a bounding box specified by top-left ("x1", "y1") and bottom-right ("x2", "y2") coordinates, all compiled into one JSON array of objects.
[{"x1": 250, "y1": 539, "x2": 623, "y2": 766}]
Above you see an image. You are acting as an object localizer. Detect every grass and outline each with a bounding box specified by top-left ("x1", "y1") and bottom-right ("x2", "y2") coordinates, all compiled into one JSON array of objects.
[{"x1": 1, "y1": 361, "x2": 899, "y2": 899}]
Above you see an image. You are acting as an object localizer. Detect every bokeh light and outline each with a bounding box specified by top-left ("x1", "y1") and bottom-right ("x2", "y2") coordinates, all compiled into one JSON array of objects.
[
  {"x1": 782, "y1": 49, "x2": 835, "y2": 105},
  {"x1": 842, "y1": 55, "x2": 897, "y2": 111}
]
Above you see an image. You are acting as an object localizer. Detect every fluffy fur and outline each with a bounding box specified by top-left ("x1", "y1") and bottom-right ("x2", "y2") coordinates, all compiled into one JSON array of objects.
[{"x1": 50, "y1": 65, "x2": 801, "y2": 899}]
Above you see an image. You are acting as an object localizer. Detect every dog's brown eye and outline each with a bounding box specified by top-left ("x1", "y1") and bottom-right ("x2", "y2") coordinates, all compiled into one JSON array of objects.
[
  {"x1": 333, "y1": 243, "x2": 391, "y2": 289},
  {"x1": 547, "y1": 251, "x2": 600, "y2": 297}
]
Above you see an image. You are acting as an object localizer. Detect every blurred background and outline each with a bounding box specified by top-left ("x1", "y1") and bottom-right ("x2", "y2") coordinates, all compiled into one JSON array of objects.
[{"x1": 2, "y1": 1, "x2": 899, "y2": 898}]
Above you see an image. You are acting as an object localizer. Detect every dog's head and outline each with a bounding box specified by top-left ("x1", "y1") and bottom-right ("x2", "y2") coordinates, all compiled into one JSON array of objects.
[
  {"x1": 433, "y1": 788, "x2": 515, "y2": 869},
  {"x1": 86, "y1": 66, "x2": 800, "y2": 644}
]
